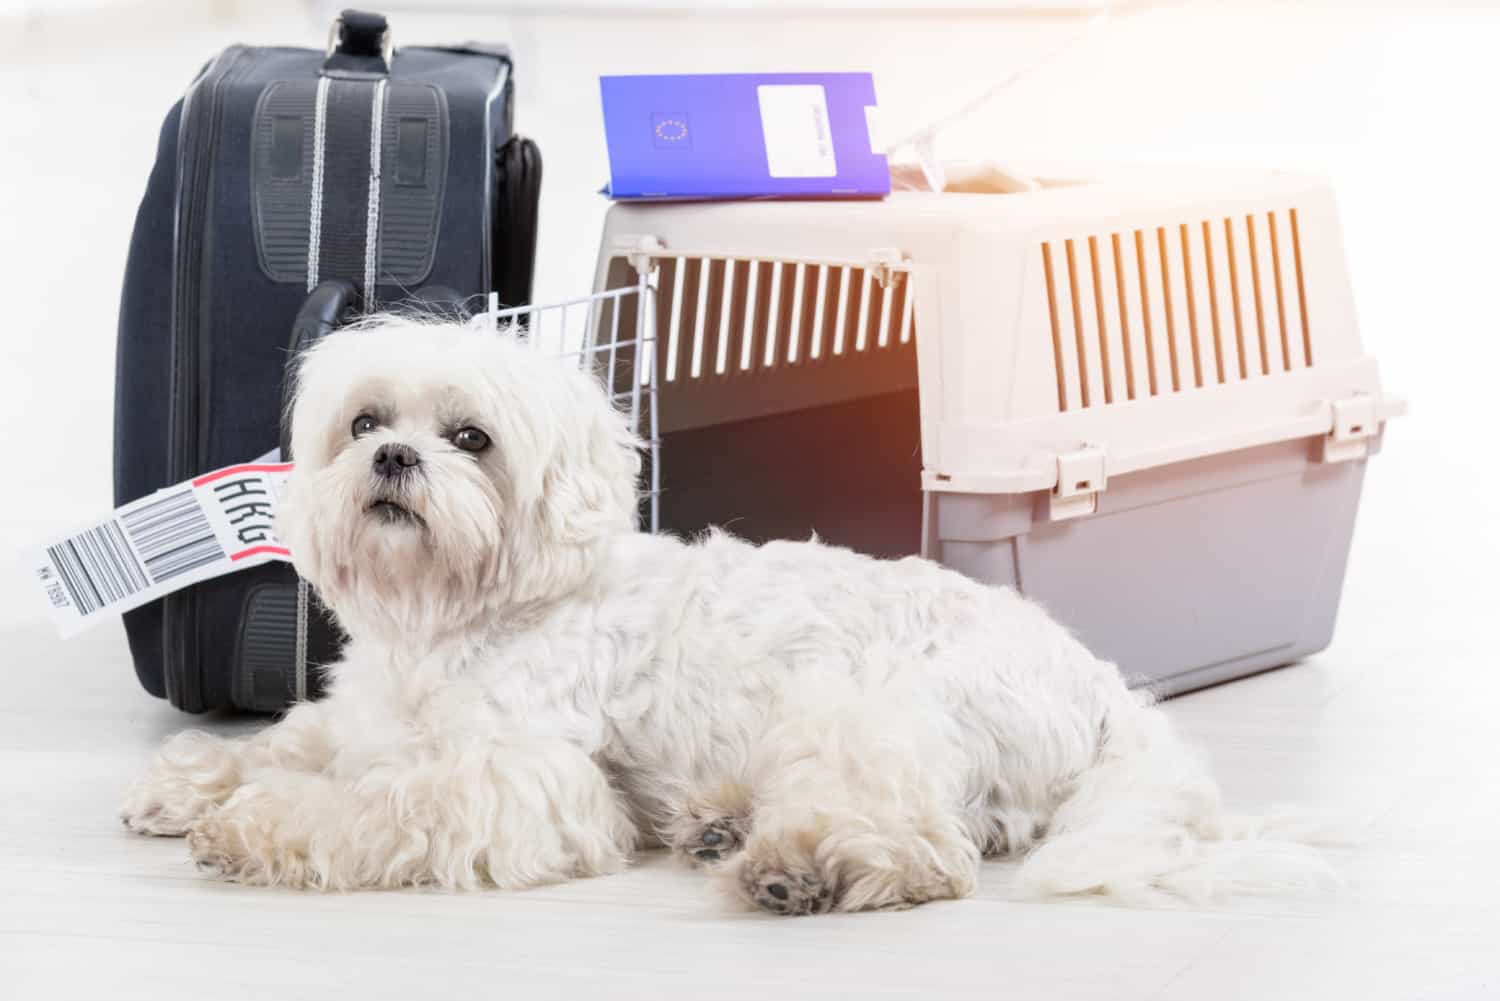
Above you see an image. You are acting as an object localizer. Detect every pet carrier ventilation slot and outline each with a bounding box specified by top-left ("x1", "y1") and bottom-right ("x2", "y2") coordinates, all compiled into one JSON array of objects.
[
  {"x1": 593, "y1": 165, "x2": 1404, "y2": 695},
  {"x1": 1041, "y1": 209, "x2": 1316, "y2": 413}
]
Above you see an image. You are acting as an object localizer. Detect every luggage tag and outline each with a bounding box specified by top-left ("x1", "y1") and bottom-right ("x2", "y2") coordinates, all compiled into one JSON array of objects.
[{"x1": 21, "y1": 450, "x2": 292, "y2": 638}]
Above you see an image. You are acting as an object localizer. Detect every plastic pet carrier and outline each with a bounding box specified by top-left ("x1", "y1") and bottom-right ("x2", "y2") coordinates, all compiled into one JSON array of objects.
[{"x1": 591, "y1": 164, "x2": 1404, "y2": 695}]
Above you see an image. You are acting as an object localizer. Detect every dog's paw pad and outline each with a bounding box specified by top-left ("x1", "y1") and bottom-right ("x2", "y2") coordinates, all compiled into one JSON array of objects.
[
  {"x1": 120, "y1": 790, "x2": 192, "y2": 837},
  {"x1": 120, "y1": 803, "x2": 160, "y2": 830},
  {"x1": 680, "y1": 818, "x2": 747, "y2": 866},
  {"x1": 193, "y1": 853, "x2": 232, "y2": 878},
  {"x1": 742, "y1": 863, "x2": 833, "y2": 916},
  {"x1": 187, "y1": 821, "x2": 245, "y2": 881}
]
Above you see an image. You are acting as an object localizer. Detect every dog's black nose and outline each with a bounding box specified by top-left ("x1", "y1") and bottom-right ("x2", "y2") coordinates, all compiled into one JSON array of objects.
[{"x1": 372, "y1": 443, "x2": 420, "y2": 479}]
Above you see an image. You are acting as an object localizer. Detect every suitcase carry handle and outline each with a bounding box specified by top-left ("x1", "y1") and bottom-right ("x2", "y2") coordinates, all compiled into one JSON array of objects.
[
  {"x1": 281, "y1": 280, "x2": 357, "y2": 461},
  {"x1": 325, "y1": 9, "x2": 392, "y2": 75},
  {"x1": 270, "y1": 281, "x2": 359, "y2": 712}
]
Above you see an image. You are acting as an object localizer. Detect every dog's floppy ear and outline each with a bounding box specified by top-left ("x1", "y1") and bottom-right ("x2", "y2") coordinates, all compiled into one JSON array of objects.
[
  {"x1": 536, "y1": 369, "x2": 642, "y2": 543},
  {"x1": 486, "y1": 358, "x2": 641, "y2": 608}
]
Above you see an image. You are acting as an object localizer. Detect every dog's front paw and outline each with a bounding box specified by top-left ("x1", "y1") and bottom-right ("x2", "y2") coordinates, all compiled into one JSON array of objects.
[
  {"x1": 121, "y1": 731, "x2": 243, "y2": 837},
  {"x1": 187, "y1": 786, "x2": 319, "y2": 888},
  {"x1": 186, "y1": 812, "x2": 250, "y2": 881},
  {"x1": 120, "y1": 779, "x2": 192, "y2": 836}
]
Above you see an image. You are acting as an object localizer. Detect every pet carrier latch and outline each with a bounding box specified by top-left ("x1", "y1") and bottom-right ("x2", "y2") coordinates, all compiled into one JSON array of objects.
[
  {"x1": 616, "y1": 235, "x2": 666, "y2": 277},
  {"x1": 1321, "y1": 396, "x2": 1378, "y2": 464},
  {"x1": 869, "y1": 249, "x2": 907, "y2": 289},
  {"x1": 1049, "y1": 446, "x2": 1107, "y2": 521}
]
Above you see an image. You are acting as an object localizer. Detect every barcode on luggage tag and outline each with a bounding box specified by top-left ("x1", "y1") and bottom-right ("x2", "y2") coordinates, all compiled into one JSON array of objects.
[
  {"x1": 44, "y1": 518, "x2": 155, "y2": 616},
  {"x1": 22, "y1": 461, "x2": 294, "y2": 638},
  {"x1": 123, "y1": 487, "x2": 224, "y2": 584}
]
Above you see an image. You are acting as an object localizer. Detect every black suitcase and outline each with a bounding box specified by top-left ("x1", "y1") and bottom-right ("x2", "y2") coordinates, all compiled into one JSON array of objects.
[{"x1": 114, "y1": 10, "x2": 541, "y2": 713}]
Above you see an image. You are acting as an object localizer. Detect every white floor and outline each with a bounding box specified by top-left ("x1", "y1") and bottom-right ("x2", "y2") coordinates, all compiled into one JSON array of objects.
[{"x1": 2, "y1": 2, "x2": 1498, "y2": 999}]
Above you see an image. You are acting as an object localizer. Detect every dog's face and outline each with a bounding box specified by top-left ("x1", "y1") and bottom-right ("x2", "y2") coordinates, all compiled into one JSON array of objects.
[{"x1": 278, "y1": 318, "x2": 640, "y2": 639}]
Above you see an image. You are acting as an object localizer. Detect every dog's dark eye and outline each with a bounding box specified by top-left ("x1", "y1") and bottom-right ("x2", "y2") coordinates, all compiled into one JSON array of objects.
[
  {"x1": 452, "y1": 427, "x2": 490, "y2": 453},
  {"x1": 351, "y1": 414, "x2": 380, "y2": 438}
]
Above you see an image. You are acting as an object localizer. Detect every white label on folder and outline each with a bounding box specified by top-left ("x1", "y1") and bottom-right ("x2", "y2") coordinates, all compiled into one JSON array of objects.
[{"x1": 757, "y1": 85, "x2": 838, "y2": 179}]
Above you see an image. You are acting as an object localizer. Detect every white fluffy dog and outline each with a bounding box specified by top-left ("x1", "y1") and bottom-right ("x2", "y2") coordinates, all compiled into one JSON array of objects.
[{"x1": 122, "y1": 318, "x2": 1329, "y2": 913}]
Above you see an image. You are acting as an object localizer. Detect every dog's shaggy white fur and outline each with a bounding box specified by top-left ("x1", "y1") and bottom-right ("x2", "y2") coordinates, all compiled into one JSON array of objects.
[{"x1": 122, "y1": 318, "x2": 1331, "y2": 912}]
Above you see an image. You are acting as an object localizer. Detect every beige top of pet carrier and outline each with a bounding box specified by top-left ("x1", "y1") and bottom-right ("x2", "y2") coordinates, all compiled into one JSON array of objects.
[{"x1": 597, "y1": 163, "x2": 1405, "y2": 520}]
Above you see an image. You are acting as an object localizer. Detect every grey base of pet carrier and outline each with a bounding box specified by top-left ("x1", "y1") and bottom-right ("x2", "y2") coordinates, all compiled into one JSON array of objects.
[{"x1": 926, "y1": 435, "x2": 1372, "y2": 696}]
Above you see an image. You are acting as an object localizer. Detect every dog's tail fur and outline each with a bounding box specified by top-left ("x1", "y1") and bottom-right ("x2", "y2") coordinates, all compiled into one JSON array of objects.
[{"x1": 1016, "y1": 694, "x2": 1344, "y2": 904}]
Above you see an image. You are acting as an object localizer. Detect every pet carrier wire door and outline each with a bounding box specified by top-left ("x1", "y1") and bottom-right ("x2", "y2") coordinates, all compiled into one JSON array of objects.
[
  {"x1": 591, "y1": 165, "x2": 1405, "y2": 696},
  {"x1": 592, "y1": 240, "x2": 923, "y2": 560},
  {"x1": 476, "y1": 269, "x2": 661, "y2": 532}
]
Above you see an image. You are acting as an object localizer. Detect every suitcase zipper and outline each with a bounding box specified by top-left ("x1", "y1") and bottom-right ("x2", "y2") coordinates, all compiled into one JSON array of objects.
[{"x1": 162, "y1": 45, "x2": 251, "y2": 712}]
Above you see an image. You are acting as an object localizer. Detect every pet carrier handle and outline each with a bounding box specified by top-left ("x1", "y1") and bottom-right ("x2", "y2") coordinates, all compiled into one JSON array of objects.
[
  {"x1": 324, "y1": 9, "x2": 392, "y2": 75},
  {"x1": 281, "y1": 280, "x2": 357, "y2": 462}
]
